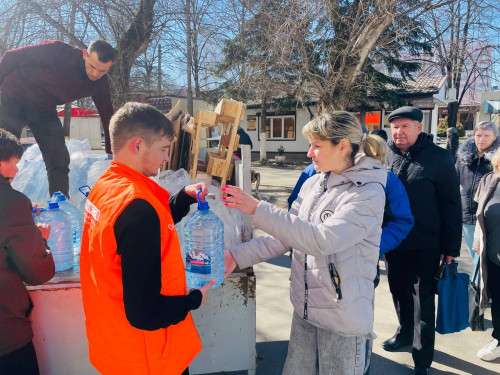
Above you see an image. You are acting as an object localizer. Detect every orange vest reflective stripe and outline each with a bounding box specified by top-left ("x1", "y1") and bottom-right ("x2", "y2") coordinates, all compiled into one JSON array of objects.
[{"x1": 80, "y1": 162, "x2": 201, "y2": 375}]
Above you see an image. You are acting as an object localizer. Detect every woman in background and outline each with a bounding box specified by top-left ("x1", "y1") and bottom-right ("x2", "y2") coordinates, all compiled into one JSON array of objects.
[
  {"x1": 456, "y1": 121, "x2": 499, "y2": 282},
  {"x1": 473, "y1": 148, "x2": 500, "y2": 361}
]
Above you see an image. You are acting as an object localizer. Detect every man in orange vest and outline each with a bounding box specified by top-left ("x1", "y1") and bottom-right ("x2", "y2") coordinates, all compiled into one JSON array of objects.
[{"x1": 80, "y1": 102, "x2": 217, "y2": 375}]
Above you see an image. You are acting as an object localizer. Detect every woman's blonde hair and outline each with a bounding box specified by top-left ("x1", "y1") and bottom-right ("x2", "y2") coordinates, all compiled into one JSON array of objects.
[
  {"x1": 492, "y1": 148, "x2": 500, "y2": 176},
  {"x1": 302, "y1": 111, "x2": 387, "y2": 164}
]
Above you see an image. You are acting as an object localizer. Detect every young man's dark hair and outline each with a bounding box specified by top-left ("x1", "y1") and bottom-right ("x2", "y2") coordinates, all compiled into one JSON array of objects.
[
  {"x1": 87, "y1": 40, "x2": 115, "y2": 62},
  {"x1": 110, "y1": 102, "x2": 174, "y2": 154},
  {"x1": 0, "y1": 129, "x2": 24, "y2": 161}
]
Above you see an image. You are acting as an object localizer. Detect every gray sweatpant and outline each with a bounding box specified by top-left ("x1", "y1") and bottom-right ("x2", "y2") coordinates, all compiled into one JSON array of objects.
[{"x1": 283, "y1": 312, "x2": 366, "y2": 375}]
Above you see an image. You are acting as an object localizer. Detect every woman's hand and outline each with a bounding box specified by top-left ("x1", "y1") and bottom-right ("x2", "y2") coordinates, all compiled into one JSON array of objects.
[
  {"x1": 224, "y1": 251, "x2": 237, "y2": 278},
  {"x1": 222, "y1": 185, "x2": 259, "y2": 215}
]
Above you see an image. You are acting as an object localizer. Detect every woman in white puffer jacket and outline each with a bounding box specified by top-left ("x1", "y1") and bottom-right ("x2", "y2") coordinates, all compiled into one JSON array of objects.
[{"x1": 223, "y1": 111, "x2": 387, "y2": 375}]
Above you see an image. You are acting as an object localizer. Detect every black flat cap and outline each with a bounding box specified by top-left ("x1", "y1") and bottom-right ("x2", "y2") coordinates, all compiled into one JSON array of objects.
[{"x1": 388, "y1": 106, "x2": 423, "y2": 123}]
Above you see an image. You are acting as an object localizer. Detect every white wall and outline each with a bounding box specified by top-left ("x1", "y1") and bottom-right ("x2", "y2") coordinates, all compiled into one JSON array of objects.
[
  {"x1": 60, "y1": 117, "x2": 102, "y2": 150},
  {"x1": 243, "y1": 107, "x2": 312, "y2": 154}
]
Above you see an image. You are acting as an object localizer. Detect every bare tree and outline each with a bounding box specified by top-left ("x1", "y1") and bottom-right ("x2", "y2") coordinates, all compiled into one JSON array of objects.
[
  {"x1": 160, "y1": 0, "x2": 245, "y2": 100},
  {"x1": 421, "y1": 0, "x2": 500, "y2": 127}
]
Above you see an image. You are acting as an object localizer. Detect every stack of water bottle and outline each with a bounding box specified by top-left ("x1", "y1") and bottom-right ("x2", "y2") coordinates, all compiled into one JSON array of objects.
[{"x1": 34, "y1": 192, "x2": 82, "y2": 272}]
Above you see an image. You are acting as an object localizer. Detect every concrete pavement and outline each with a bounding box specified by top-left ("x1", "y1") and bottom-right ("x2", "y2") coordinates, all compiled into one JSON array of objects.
[
  {"x1": 252, "y1": 165, "x2": 303, "y2": 188},
  {"x1": 209, "y1": 165, "x2": 500, "y2": 375}
]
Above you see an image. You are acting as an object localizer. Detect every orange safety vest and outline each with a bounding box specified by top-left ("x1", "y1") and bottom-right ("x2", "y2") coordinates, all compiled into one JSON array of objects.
[{"x1": 80, "y1": 161, "x2": 202, "y2": 375}]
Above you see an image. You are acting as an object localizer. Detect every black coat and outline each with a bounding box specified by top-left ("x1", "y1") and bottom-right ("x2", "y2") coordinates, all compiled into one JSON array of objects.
[
  {"x1": 387, "y1": 133, "x2": 462, "y2": 256},
  {"x1": 235, "y1": 127, "x2": 253, "y2": 159},
  {"x1": 446, "y1": 133, "x2": 459, "y2": 162},
  {"x1": 455, "y1": 136, "x2": 500, "y2": 225}
]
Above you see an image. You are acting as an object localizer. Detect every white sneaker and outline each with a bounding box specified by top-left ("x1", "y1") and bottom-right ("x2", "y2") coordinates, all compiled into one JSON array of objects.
[{"x1": 477, "y1": 339, "x2": 500, "y2": 361}]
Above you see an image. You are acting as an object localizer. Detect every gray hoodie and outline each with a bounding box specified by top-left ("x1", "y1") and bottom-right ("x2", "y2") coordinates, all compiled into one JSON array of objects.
[{"x1": 230, "y1": 155, "x2": 386, "y2": 338}]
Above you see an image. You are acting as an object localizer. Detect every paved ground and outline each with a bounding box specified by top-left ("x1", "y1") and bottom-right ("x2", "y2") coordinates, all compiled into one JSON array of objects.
[
  {"x1": 208, "y1": 165, "x2": 500, "y2": 375},
  {"x1": 252, "y1": 165, "x2": 303, "y2": 188}
]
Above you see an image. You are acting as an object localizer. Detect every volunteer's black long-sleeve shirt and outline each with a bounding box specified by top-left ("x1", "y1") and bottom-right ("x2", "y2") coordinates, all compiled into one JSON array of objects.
[{"x1": 114, "y1": 188, "x2": 202, "y2": 331}]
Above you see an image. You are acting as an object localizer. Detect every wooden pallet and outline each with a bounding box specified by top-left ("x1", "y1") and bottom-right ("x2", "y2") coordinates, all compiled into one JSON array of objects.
[
  {"x1": 187, "y1": 110, "x2": 219, "y2": 179},
  {"x1": 181, "y1": 99, "x2": 246, "y2": 188},
  {"x1": 209, "y1": 99, "x2": 245, "y2": 187},
  {"x1": 161, "y1": 100, "x2": 182, "y2": 171}
]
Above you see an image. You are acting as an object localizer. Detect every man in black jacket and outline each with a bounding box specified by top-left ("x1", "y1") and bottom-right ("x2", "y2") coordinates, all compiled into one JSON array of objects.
[{"x1": 383, "y1": 107, "x2": 462, "y2": 375}]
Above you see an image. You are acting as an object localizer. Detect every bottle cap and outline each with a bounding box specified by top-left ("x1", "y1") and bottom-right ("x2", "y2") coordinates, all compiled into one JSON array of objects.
[
  {"x1": 51, "y1": 191, "x2": 67, "y2": 202},
  {"x1": 197, "y1": 190, "x2": 209, "y2": 210},
  {"x1": 47, "y1": 201, "x2": 59, "y2": 209}
]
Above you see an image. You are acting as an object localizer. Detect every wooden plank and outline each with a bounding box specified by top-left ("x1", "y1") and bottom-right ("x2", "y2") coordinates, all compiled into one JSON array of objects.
[
  {"x1": 189, "y1": 118, "x2": 203, "y2": 179},
  {"x1": 196, "y1": 110, "x2": 218, "y2": 128},
  {"x1": 220, "y1": 102, "x2": 244, "y2": 188},
  {"x1": 163, "y1": 100, "x2": 182, "y2": 171},
  {"x1": 215, "y1": 99, "x2": 246, "y2": 121}
]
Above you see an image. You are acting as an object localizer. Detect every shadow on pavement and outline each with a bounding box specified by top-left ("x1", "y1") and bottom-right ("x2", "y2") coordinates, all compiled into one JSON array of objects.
[
  {"x1": 203, "y1": 340, "x2": 288, "y2": 375},
  {"x1": 255, "y1": 340, "x2": 288, "y2": 375},
  {"x1": 433, "y1": 350, "x2": 500, "y2": 375},
  {"x1": 265, "y1": 254, "x2": 292, "y2": 269},
  {"x1": 369, "y1": 353, "x2": 412, "y2": 374}
]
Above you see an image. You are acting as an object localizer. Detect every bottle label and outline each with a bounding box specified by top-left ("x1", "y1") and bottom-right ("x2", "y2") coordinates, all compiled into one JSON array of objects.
[{"x1": 186, "y1": 251, "x2": 212, "y2": 274}]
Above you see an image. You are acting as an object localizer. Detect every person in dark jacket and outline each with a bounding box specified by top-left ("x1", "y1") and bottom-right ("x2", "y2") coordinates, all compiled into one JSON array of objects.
[
  {"x1": 446, "y1": 127, "x2": 459, "y2": 162},
  {"x1": 456, "y1": 121, "x2": 499, "y2": 282},
  {"x1": 383, "y1": 106, "x2": 462, "y2": 375},
  {"x1": 235, "y1": 126, "x2": 253, "y2": 159},
  {"x1": 287, "y1": 163, "x2": 317, "y2": 209},
  {"x1": 0, "y1": 40, "x2": 115, "y2": 198},
  {"x1": 0, "y1": 129, "x2": 55, "y2": 375}
]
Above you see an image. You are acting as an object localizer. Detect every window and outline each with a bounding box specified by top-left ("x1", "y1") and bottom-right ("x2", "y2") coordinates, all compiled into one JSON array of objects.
[
  {"x1": 247, "y1": 115, "x2": 257, "y2": 131},
  {"x1": 263, "y1": 115, "x2": 295, "y2": 139}
]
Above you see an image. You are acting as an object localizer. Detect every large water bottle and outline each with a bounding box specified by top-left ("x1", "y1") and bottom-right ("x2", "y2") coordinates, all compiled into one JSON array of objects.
[
  {"x1": 39, "y1": 202, "x2": 73, "y2": 272},
  {"x1": 184, "y1": 191, "x2": 224, "y2": 290},
  {"x1": 51, "y1": 192, "x2": 81, "y2": 270}
]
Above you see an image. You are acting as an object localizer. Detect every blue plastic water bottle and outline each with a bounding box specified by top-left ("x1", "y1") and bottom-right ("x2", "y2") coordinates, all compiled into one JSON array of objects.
[
  {"x1": 39, "y1": 202, "x2": 73, "y2": 272},
  {"x1": 51, "y1": 192, "x2": 81, "y2": 270},
  {"x1": 184, "y1": 191, "x2": 224, "y2": 289}
]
